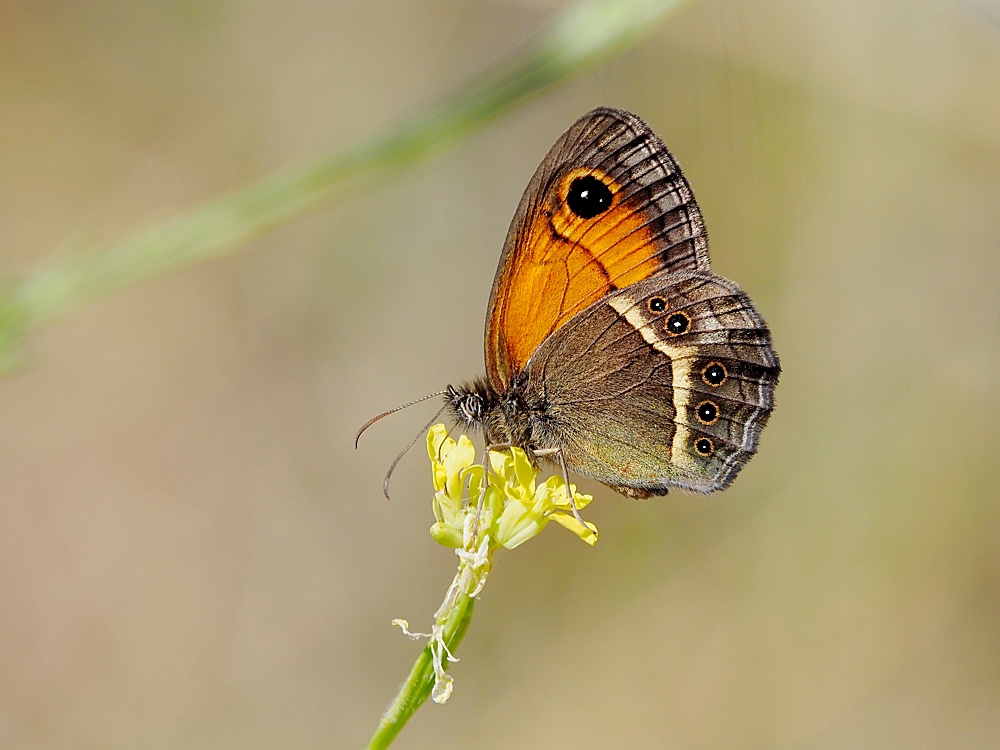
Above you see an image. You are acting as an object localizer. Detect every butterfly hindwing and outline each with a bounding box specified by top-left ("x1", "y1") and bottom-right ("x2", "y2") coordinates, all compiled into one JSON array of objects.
[{"x1": 523, "y1": 270, "x2": 779, "y2": 496}]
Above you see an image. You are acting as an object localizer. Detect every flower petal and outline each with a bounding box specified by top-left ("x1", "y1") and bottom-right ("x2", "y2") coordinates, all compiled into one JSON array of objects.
[
  {"x1": 510, "y1": 446, "x2": 537, "y2": 493},
  {"x1": 549, "y1": 512, "x2": 599, "y2": 545},
  {"x1": 496, "y1": 498, "x2": 549, "y2": 549}
]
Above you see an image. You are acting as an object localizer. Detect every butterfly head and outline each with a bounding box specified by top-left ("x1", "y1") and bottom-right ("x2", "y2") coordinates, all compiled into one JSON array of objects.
[{"x1": 444, "y1": 378, "x2": 538, "y2": 455}]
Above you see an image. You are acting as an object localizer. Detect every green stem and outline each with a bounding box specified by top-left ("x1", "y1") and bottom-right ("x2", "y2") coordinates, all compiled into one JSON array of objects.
[
  {"x1": 367, "y1": 592, "x2": 476, "y2": 750},
  {"x1": 0, "y1": 0, "x2": 694, "y2": 372}
]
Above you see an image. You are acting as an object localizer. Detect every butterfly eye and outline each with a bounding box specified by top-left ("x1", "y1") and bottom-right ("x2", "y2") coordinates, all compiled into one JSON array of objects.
[
  {"x1": 461, "y1": 393, "x2": 485, "y2": 422},
  {"x1": 695, "y1": 400, "x2": 719, "y2": 425},
  {"x1": 665, "y1": 312, "x2": 690, "y2": 335},
  {"x1": 694, "y1": 437, "x2": 715, "y2": 456},
  {"x1": 647, "y1": 297, "x2": 667, "y2": 313},
  {"x1": 566, "y1": 175, "x2": 613, "y2": 219},
  {"x1": 701, "y1": 362, "x2": 727, "y2": 387}
]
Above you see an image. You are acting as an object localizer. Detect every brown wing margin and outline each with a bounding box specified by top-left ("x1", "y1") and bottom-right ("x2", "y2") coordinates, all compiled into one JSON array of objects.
[{"x1": 484, "y1": 108, "x2": 710, "y2": 389}]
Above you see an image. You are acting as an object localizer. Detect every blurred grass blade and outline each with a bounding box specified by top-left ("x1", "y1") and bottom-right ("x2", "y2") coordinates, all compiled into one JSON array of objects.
[{"x1": 0, "y1": 0, "x2": 694, "y2": 372}]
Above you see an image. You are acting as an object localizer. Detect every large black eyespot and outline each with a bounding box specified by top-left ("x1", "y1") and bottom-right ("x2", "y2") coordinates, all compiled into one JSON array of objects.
[
  {"x1": 647, "y1": 296, "x2": 667, "y2": 313},
  {"x1": 696, "y1": 400, "x2": 719, "y2": 425},
  {"x1": 566, "y1": 175, "x2": 613, "y2": 219},
  {"x1": 694, "y1": 437, "x2": 715, "y2": 456},
  {"x1": 666, "y1": 312, "x2": 690, "y2": 335},
  {"x1": 701, "y1": 362, "x2": 727, "y2": 387}
]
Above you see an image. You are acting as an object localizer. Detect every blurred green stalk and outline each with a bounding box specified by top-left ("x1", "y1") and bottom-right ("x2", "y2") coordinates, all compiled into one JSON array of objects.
[{"x1": 0, "y1": 0, "x2": 694, "y2": 371}]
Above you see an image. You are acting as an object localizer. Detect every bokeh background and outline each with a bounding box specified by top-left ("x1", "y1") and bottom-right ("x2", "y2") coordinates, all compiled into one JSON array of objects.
[{"x1": 2, "y1": 1, "x2": 999, "y2": 747}]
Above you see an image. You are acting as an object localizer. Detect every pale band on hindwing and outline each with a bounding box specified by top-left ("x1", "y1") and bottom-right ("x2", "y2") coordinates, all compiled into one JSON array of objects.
[{"x1": 606, "y1": 293, "x2": 699, "y2": 472}]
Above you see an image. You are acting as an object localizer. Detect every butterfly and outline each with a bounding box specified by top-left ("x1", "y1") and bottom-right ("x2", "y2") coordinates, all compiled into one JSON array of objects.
[{"x1": 382, "y1": 107, "x2": 780, "y2": 498}]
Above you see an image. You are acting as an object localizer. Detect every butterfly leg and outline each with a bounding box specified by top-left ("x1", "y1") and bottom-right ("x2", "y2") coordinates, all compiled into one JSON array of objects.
[
  {"x1": 533, "y1": 447, "x2": 586, "y2": 526},
  {"x1": 437, "y1": 422, "x2": 459, "y2": 464},
  {"x1": 472, "y1": 442, "x2": 512, "y2": 540}
]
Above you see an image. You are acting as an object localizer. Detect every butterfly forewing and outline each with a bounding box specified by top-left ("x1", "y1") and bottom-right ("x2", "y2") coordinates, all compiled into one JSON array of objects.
[{"x1": 485, "y1": 108, "x2": 710, "y2": 389}]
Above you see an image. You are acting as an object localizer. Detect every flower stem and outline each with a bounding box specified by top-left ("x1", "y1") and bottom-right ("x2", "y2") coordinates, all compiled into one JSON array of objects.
[{"x1": 367, "y1": 592, "x2": 475, "y2": 750}]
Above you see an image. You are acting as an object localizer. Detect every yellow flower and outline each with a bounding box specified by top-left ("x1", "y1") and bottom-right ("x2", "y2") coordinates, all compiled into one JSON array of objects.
[
  {"x1": 490, "y1": 448, "x2": 598, "y2": 548},
  {"x1": 394, "y1": 425, "x2": 599, "y2": 708},
  {"x1": 425, "y1": 424, "x2": 597, "y2": 556}
]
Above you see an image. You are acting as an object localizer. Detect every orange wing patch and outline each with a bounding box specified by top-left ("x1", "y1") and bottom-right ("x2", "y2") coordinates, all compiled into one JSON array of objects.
[
  {"x1": 484, "y1": 108, "x2": 709, "y2": 389},
  {"x1": 490, "y1": 168, "x2": 666, "y2": 380}
]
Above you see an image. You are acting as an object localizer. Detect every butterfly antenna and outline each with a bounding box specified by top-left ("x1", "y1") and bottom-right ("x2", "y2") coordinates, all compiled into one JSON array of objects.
[
  {"x1": 354, "y1": 390, "x2": 446, "y2": 448},
  {"x1": 436, "y1": 421, "x2": 460, "y2": 463},
  {"x1": 382, "y1": 403, "x2": 449, "y2": 500}
]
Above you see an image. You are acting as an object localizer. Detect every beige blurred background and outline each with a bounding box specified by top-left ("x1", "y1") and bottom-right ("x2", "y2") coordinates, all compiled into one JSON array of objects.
[{"x1": 1, "y1": 1, "x2": 999, "y2": 747}]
